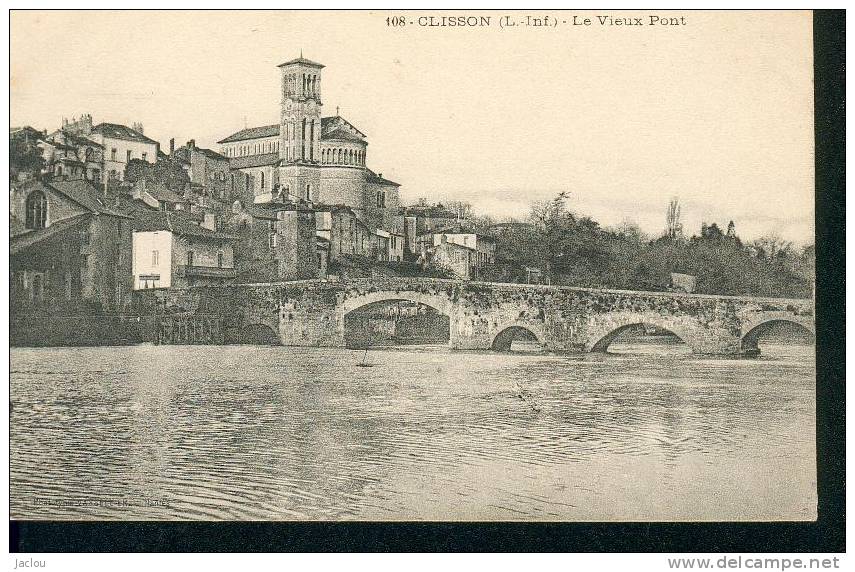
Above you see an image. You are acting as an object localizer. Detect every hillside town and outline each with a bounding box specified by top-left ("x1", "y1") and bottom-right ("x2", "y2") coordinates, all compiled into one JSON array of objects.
[
  {"x1": 10, "y1": 55, "x2": 814, "y2": 346},
  {"x1": 10, "y1": 57, "x2": 501, "y2": 334}
]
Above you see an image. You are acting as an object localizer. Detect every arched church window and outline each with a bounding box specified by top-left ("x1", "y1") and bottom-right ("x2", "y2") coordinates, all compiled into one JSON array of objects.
[{"x1": 25, "y1": 190, "x2": 47, "y2": 230}]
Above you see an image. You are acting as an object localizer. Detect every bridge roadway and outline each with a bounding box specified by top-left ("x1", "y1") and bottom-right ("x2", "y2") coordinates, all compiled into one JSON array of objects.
[{"x1": 133, "y1": 277, "x2": 815, "y2": 355}]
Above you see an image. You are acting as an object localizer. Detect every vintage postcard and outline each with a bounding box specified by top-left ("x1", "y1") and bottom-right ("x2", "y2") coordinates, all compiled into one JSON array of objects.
[{"x1": 10, "y1": 10, "x2": 818, "y2": 526}]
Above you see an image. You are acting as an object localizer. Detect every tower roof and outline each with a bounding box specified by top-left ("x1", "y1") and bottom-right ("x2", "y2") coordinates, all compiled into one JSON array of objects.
[{"x1": 278, "y1": 57, "x2": 324, "y2": 68}]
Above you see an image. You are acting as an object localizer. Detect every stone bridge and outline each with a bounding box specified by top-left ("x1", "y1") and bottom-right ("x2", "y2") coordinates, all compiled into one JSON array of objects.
[{"x1": 132, "y1": 277, "x2": 815, "y2": 355}]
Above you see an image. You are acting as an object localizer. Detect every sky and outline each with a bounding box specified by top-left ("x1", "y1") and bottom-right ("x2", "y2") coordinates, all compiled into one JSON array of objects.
[{"x1": 10, "y1": 10, "x2": 815, "y2": 244}]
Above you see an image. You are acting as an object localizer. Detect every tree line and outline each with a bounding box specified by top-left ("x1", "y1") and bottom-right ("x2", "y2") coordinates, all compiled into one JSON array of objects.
[{"x1": 455, "y1": 193, "x2": 814, "y2": 299}]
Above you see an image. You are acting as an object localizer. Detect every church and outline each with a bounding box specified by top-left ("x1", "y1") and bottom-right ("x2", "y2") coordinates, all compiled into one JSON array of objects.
[{"x1": 218, "y1": 56, "x2": 402, "y2": 231}]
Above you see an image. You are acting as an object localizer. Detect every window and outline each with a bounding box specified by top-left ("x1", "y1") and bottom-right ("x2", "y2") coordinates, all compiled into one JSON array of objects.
[
  {"x1": 268, "y1": 220, "x2": 275, "y2": 230},
  {"x1": 111, "y1": 148, "x2": 117, "y2": 161},
  {"x1": 217, "y1": 251, "x2": 224, "y2": 268},
  {"x1": 187, "y1": 251, "x2": 194, "y2": 266},
  {"x1": 142, "y1": 152, "x2": 147, "y2": 161},
  {"x1": 305, "y1": 184, "x2": 311, "y2": 201},
  {"x1": 152, "y1": 250, "x2": 159, "y2": 266},
  {"x1": 25, "y1": 191, "x2": 47, "y2": 230},
  {"x1": 376, "y1": 190, "x2": 386, "y2": 208},
  {"x1": 269, "y1": 233, "x2": 278, "y2": 249},
  {"x1": 127, "y1": 150, "x2": 132, "y2": 163},
  {"x1": 85, "y1": 148, "x2": 94, "y2": 162},
  {"x1": 261, "y1": 171, "x2": 265, "y2": 190}
]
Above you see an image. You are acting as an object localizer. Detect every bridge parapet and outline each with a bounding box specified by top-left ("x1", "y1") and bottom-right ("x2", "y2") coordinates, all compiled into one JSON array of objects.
[{"x1": 131, "y1": 278, "x2": 813, "y2": 354}]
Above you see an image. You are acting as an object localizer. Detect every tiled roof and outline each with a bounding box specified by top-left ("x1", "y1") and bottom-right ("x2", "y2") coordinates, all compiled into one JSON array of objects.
[
  {"x1": 10, "y1": 126, "x2": 45, "y2": 141},
  {"x1": 11, "y1": 214, "x2": 92, "y2": 255},
  {"x1": 321, "y1": 116, "x2": 366, "y2": 138},
  {"x1": 46, "y1": 141, "x2": 77, "y2": 151},
  {"x1": 133, "y1": 211, "x2": 236, "y2": 240},
  {"x1": 278, "y1": 57, "x2": 324, "y2": 68},
  {"x1": 54, "y1": 130, "x2": 103, "y2": 149},
  {"x1": 173, "y1": 145, "x2": 228, "y2": 162},
  {"x1": 145, "y1": 184, "x2": 187, "y2": 204},
  {"x1": 404, "y1": 206, "x2": 458, "y2": 219},
  {"x1": 367, "y1": 170, "x2": 400, "y2": 187},
  {"x1": 219, "y1": 116, "x2": 364, "y2": 144},
  {"x1": 91, "y1": 123, "x2": 158, "y2": 145},
  {"x1": 321, "y1": 128, "x2": 366, "y2": 143},
  {"x1": 438, "y1": 240, "x2": 477, "y2": 252},
  {"x1": 240, "y1": 202, "x2": 280, "y2": 220},
  {"x1": 217, "y1": 124, "x2": 279, "y2": 144},
  {"x1": 229, "y1": 152, "x2": 280, "y2": 169},
  {"x1": 43, "y1": 179, "x2": 130, "y2": 218},
  {"x1": 195, "y1": 147, "x2": 228, "y2": 161}
]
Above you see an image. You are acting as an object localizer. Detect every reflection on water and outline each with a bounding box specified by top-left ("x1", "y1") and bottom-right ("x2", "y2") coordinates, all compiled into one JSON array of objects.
[{"x1": 10, "y1": 341, "x2": 816, "y2": 521}]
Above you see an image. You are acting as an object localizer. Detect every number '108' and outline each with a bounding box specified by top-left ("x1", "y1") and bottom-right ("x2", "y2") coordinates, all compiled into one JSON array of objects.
[{"x1": 387, "y1": 16, "x2": 406, "y2": 27}]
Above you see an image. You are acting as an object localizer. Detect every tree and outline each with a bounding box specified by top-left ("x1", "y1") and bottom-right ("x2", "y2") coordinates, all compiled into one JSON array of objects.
[
  {"x1": 665, "y1": 197, "x2": 682, "y2": 239},
  {"x1": 528, "y1": 191, "x2": 575, "y2": 282},
  {"x1": 751, "y1": 233, "x2": 793, "y2": 261},
  {"x1": 445, "y1": 200, "x2": 473, "y2": 222},
  {"x1": 700, "y1": 222, "x2": 725, "y2": 240},
  {"x1": 124, "y1": 158, "x2": 152, "y2": 183},
  {"x1": 10, "y1": 139, "x2": 45, "y2": 180},
  {"x1": 124, "y1": 157, "x2": 190, "y2": 191}
]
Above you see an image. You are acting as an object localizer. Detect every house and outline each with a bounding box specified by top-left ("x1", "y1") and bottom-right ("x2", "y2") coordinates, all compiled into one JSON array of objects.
[
  {"x1": 669, "y1": 273, "x2": 697, "y2": 293},
  {"x1": 428, "y1": 237, "x2": 479, "y2": 280},
  {"x1": 389, "y1": 229, "x2": 405, "y2": 262},
  {"x1": 131, "y1": 211, "x2": 236, "y2": 289},
  {"x1": 171, "y1": 139, "x2": 232, "y2": 203},
  {"x1": 45, "y1": 128, "x2": 104, "y2": 182},
  {"x1": 228, "y1": 200, "x2": 319, "y2": 282},
  {"x1": 373, "y1": 229, "x2": 391, "y2": 262},
  {"x1": 10, "y1": 179, "x2": 133, "y2": 315},
  {"x1": 402, "y1": 203, "x2": 461, "y2": 255},
  {"x1": 314, "y1": 204, "x2": 373, "y2": 261},
  {"x1": 131, "y1": 179, "x2": 191, "y2": 212},
  {"x1": 415, "y1": 228, "x2": 496, "y2": 280},
  {"x1": 433, "y1": 228, "x2": 496, "y2": 266},
  {"x1": 86, "y1": 121, "x2": 159, "y2": 181}
]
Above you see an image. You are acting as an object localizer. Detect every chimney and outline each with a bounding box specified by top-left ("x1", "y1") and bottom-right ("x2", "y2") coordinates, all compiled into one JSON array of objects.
[
  {"x1": 169, "y1": 138, "x2": 175, "y2": 155},
  {"x1": 188, "y1": 139, "x2": 195, "y2": 150}
]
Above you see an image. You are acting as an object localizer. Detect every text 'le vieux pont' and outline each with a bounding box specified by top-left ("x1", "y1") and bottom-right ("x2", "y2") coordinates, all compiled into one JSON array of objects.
[{"x1": 386, "y1": 14, "x2": 689, "y2": 29}]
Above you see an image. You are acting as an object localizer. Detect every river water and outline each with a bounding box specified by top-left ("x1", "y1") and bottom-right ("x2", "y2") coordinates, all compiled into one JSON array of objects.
[{"x1": 10, "y1": 341, "x2": 816, "y2": 521}]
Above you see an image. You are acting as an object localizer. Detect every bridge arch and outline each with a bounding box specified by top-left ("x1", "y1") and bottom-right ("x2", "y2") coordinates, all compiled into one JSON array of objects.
[
  {"x1": 585, "y1": 312, "x2": 697, "y2": 353},
  {"x1": 339, "y1": 290, "x2": 457, "y2": 348},
  {"x1": 340, "y1": 290, "x2": 456, "y2": 318},
  {"x1": 740, "y1": 312, "x2": 815, "y2": 352},
  {"x1": 491, "y1": 322, "x2": 546, "y2": 352}
]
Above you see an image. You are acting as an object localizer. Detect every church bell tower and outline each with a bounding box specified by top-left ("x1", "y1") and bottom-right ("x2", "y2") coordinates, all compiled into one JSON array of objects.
[{"x1": 277, "y1": 56, "x2": 324, "y2": 203}]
